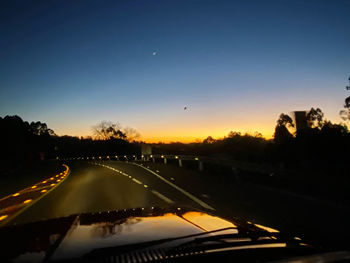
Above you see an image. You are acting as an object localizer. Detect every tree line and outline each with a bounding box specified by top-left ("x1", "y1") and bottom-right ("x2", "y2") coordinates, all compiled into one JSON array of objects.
[
  {"x1": 2, "y1": 102, "x2": 349, "y2": 177},
  {"x1": 1, "y1": 108, "x2": 349, "y2": 169},
  {"x1": 0, "y1": 117, "x2": 141, "y2": 171},
  {"x1": 153, "y1": 79, "x2": 350, "y2": 172},
  {"x1": 152, "y1": 107, "x2": 349, "y2": 171}
]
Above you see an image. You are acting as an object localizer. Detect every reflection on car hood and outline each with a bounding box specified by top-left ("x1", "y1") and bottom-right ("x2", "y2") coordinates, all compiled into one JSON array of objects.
[{"x1": 0, "y1": 207, "x2": 297, "y2": 262}]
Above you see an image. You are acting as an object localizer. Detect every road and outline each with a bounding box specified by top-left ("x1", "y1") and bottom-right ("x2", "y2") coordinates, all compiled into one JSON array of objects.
[
  {"x1": 10, "y1": 160, "x2": 350, "y2": 250},
  {"x1": 11, "y1": 161, "x2": 211, "y2": 225}
]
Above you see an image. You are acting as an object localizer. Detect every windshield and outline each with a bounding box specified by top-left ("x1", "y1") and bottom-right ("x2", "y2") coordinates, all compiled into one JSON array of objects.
[{"x1": 1, "y1": 0, "x2": 350, "y2": 261}]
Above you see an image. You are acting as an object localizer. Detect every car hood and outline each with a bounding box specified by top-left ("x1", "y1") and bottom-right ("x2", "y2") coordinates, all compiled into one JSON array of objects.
[{"x1": 0, "y1": 207, "x2": 292, "y2": 262}]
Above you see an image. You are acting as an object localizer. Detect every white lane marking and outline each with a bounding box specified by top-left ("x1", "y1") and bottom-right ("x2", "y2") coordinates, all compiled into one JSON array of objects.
[
  {"x1": 151, "y1": 190, "x2": 174, "y2": 204},
  {"x1": 97, "y1": 164, "x2": 146, "y2": 188},
  {"x1": 97, "y1": 163, "x2": 188, "y2": 208},
  {"x1": 131, "y1": 163, "x2": 215, "y2": 211},
  {"x1": 132, "y1": 178, "x2": 142, "y2": 185}
]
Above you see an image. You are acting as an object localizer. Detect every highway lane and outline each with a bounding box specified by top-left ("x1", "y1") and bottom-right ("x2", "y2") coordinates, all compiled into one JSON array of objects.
[
  {"x1": 10, "y1": 161, "x2": 211, "y2": 225},
  {"x1": 11, "y1": 163, "x2": 165, "y2": 225},
  {"x1": 98, "y1": 161, "x2": 215, "y2": 210}
]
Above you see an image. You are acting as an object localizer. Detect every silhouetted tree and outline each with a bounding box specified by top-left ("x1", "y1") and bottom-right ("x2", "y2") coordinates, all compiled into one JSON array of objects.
[
  {"x1": 30, "y1": 121, "x2": 56, "y2": 136},
  {"x1": 203, "y1": 136, "x2": 215, "y2": 144},
  {"x1": 340, "y1": 108, "x2": 350, "y2": 122},
  {"x1": 0, "y1": 115, "x2": 57, "y2": 168},
  {"x1": 320, "y1": 120, "x2": 348, "y2": 136},
  {"x1": 276, "y1": 113, "x2": 294, "y2": 128},
  {"x1": 92, "y1": 121, "x2": 127, "y2": 140},
  {"x1": 340, "y1": 76, "x2": 350, "y2": 122},
  {"x1": 306, "y1": 107, "x2": 324, "y2": 128},
  {"x1": 123, "y1": 127, "x2": 140, "y2": 142},
  {"x1": 274, "y1": 113, "x2": 294, "y2": 143}
]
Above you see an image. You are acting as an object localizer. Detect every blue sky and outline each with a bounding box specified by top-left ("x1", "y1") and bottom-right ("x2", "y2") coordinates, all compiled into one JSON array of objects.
[{"x1": 1, "y1": 0, "x2": 349, "y2": 141}]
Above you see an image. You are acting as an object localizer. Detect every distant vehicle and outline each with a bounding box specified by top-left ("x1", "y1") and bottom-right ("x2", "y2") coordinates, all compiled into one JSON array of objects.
[{"x1": 1, "y1": 207, "x2": 349, "y2": 262}]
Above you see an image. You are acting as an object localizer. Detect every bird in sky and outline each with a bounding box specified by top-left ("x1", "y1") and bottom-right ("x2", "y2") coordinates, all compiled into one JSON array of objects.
[
  {"x1": 184, "y1": 106, "x2": 187, "y2": 110},
  {"x1": 152, "y1": 51, "x2": 157, "y2": 56}
]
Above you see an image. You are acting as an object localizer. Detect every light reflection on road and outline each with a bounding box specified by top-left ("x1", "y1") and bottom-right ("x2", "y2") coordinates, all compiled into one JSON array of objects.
[{"x1": 0, "y1": 164, "x2": 70, "y2": 226}]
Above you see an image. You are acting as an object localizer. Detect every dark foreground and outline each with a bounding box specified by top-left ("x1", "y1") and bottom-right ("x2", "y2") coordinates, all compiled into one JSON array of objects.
[{"x1": 8, "y1": 160, "x2": 350, "y2": 250}]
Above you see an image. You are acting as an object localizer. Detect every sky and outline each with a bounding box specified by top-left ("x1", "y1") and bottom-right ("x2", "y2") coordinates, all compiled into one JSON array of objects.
[{"x1": 1, "y1": 0, "x2": 350, "y2": 142}]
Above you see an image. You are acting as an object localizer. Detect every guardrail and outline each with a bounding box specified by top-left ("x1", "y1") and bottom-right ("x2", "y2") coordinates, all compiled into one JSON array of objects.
[
  {"x1": 60, "y1": 154, "x2": 219, "y2": 171},
  {"x1": 59, "y1": 154, "x2": 278, "y2": 176}
]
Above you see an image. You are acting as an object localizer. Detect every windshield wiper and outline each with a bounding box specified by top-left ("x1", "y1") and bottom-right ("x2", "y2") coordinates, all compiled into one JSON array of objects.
[
  {"x1": 168, "y1": 233, "x2": 283, "y2": 252},
  {"x1": 84, "y1": 228, "x2": 292, "y2": 263},
  {"x1": 85, "y1": 227, "x2": 277, "y2": 259},
  {"x1": 166, "y1": 229, "x2": 283, "y2": 252},
  {"x1": 85, "y1": 227, "x2": 237, "y2": 258}
]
